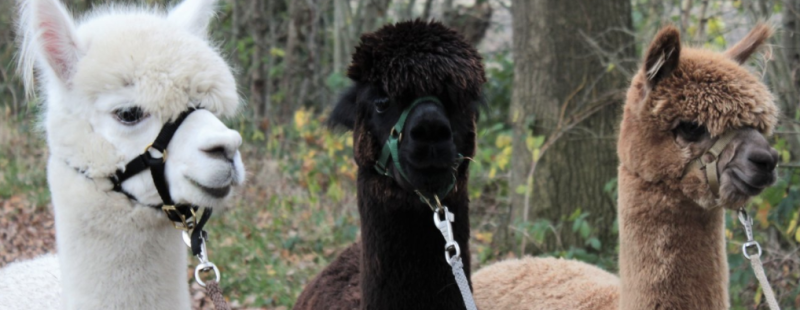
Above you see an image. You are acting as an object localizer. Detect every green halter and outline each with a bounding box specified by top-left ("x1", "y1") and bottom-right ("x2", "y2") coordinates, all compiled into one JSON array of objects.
[{"x1": 374, "y1": 96, "x2": 463, "y2": 204}]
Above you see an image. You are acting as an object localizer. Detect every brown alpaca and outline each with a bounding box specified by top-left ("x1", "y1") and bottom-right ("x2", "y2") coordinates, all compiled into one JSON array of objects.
[{"x1": 472, "y1": 24, "x2": 779, "y2": 310}]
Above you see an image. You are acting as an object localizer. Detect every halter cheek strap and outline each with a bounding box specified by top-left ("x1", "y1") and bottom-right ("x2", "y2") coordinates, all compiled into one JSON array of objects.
[
  {"x1": 683, "y1": 131, "x2": 736, "y2": 197},
  {"x1": 112, "y1": 108, "x2": 196, "y2": 205}
]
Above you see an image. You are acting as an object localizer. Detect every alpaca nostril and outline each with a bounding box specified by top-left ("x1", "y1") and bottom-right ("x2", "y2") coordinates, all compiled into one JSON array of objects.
[
  {"x1": 201, "y1": 130, "x2": 242, "y2": 162},
  {"x1": 410, "y1": 121, "x2": 452, "y2": 143},
  {"x1": 748, "y1": 149, "x2": 778, "y2": 172},
  {"x1": 203, "y1": 146, "x2": 229, "y2": 161}
]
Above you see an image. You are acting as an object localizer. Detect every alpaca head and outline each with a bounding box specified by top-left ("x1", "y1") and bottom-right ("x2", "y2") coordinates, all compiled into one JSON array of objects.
[
  {"x1": 18, "y1": 0, "x2": 245, "y2": 208},
  {"x1": 329, "y1": 20, "x2": 485, "y2": 203},
  {"x1": 619, "y1": 24, "x2": 779, "y2": 209}
]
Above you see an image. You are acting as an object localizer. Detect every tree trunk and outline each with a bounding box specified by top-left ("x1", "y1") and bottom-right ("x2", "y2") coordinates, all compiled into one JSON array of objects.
[
  {"x1": 503, "y1": 0, "x2": 634, "y2": 255},
  {"x1": 780, "y1": 0, "x2": 800, "y2": 157},
  {"x1": 443, "y1": 0, "x2": 493, "y2": 47}
]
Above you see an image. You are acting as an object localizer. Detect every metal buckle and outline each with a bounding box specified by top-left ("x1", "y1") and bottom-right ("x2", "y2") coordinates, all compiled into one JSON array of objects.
[
  {"x1": 390, "y1": 127, "x2": 403, "y2": 142},
  {"x1": 162, "y1": 205, "x2": 196, "y2": 231},
  {"x1": 144, "y1": 143, "x2": 168, "y2": 163}
]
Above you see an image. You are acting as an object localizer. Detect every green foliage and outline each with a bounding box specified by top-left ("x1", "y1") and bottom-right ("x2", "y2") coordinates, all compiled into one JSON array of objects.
[
  {"x1": 0, "y1": 111, "x2": 49, "y2": 207},
  {"x1": 510, "y1": 208, "x2": 618, "y2": 272}
]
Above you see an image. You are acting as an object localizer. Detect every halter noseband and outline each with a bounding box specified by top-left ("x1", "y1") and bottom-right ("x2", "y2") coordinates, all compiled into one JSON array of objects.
[
  {"x1": 373, "y1": 96, "x2": 462, "y2": 204},
  {"x1": 111, "y1": 107, "x2": 210, "y2": 256},
  {"x1": 683, "y1": 131, "x2": 737, "y2": 197}
]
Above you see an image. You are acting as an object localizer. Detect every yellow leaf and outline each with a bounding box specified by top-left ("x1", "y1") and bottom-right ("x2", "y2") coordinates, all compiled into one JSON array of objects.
[
  {"x1": 475, "y1": 231, "x2": 493, "y2": 243},
  {"x1": 526, "y1": 136, "x2": 535, "y2": 151},
  {"x1": 786, "y1": 211, "x2": 799, "y2": 235},
  {"x1": 757, "y1": 203, "x2": 770, "y2": 229},
  {"x1": 781, "y1": 149, "x2": 791, "y2": 163},
  {"x1": 495, "y1": 134, "x2": 512, "y2": 148},
  {"x1": 270, "y1": 47, "x2": 285, "y2": 57},
  {"x1": 496, "y1": 155, "x2": 509, "y2": 170},
  {"x1": 489, "y1": 167, "x2": 496, "y2": 179},
  {"x1": 707, "y1": 17, "x2": 724, "y2": 35},
  {"x1": 795, "y1": 226, "x2": 800, "y2": 243},
  {"x1": 606, "y1": 63, "x2": 615, "y2": 73},
  {"x1": 754, "y1": 285, "x2": 763, "y2": 305},
  {"x1": 294, "y1": 109, "x2": 309, "y2": 129},
  {"x1": 251, "y1": 130, "x2": 265, "y2": 142}
]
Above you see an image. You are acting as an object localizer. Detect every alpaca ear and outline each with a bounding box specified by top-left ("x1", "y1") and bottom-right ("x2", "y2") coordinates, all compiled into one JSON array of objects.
[
  {"x1": 643, "y1": 25, "x2": 681, "y2": 89},
  {"x1": 328, "y1": 85, "x2": 358, "y2": 130},
  {"x1": 724, "y1": 23, "x2": 773, "y2": 64},
  {"x1": 20, "y1": 0, "x2": 81, "y2": 85},
  {"x1": 168, "y1": 0, "x2": 217, "y2": 37}
]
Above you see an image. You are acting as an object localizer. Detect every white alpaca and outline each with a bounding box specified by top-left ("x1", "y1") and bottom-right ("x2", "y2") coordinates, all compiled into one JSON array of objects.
[{"x1": 0, "y1": 0, "x2": 245, "y2": 309}]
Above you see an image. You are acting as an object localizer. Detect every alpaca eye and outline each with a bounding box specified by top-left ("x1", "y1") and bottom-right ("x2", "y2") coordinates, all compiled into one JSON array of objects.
[
  {"x1": 676, "y1": 121, "x2": 707, "y2": 142},
  {"x1": 374, "y1": 98, "x2": 390, "y2": 113},
  {"x1": 113, "y1": 106, "x2": 148, "y2": 125}
]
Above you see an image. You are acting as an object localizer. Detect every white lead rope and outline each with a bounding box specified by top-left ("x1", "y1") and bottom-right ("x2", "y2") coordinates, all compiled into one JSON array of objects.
[
  {"x1": 738, "y1": 209, "x2": 780, "y2": 310},
  {"x1": 434, "y1": 206, "x2": 478, "y2": 310}
]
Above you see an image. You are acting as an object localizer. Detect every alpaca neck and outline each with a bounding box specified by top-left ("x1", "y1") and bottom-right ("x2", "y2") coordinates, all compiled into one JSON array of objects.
[
  {"x1": 618, "y1": 167, "x2": 729, "y2": 310},
  {"x1": 49, "y1": 159, "x2": 191, "y2": 310},
  {"x1": 358, "y1": 171, "x2": 472, "y2": 310}
]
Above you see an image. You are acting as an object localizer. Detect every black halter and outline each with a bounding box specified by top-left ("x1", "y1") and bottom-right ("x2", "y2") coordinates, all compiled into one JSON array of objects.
[{"x1": 111, "y1": 107, "x2": 209, "y2": 256}]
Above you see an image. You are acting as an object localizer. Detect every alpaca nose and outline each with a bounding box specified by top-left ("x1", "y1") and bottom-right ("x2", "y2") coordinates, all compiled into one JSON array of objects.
[
  {"x1": 407, "y1": 103, "x2": 452, "y2": 145},
  {"x1": 201, "y1": 129, "x2": 242, "y2": 162},
  {"x1": 747, "y1": 147, "x2": 779, "y2": 172}
]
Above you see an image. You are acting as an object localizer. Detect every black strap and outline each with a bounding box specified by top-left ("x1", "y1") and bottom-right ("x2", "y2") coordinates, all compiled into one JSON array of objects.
[
  {"x1": 112, "y1": 108, "x2": 197, "y2": 203},
  {"x1": 191, "y1": 208, "x2": 213, "y2": 256}
]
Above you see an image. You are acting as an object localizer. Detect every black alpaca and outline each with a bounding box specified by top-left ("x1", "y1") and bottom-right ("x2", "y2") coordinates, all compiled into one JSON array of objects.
[{"x1": 293, "y1": 20, "x2": 486, "y2": 310}]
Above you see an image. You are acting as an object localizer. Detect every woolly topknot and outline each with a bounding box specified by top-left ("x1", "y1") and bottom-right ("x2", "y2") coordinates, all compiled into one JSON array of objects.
[
  {"x1": 649, "y1": 48, "x2": 777, "y2": 136},
  {"x1": 636, "y1": 24, "x2": 778, "y2": 136},
  {"x1": 347, "y1": 19, "x2": 486, "y2": 101}
]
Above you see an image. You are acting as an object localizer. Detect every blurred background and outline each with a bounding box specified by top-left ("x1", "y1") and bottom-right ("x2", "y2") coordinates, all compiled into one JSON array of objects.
[{"x1": 1, "y1": 0, "x2": 798, "y2": 309}]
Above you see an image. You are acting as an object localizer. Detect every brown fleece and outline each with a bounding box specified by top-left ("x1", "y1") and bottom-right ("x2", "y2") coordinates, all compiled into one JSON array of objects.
[
  {"x1": 473, "y1": 257, "x2": 619, "y2": 310},
  {"x1": 293, "y1": 243, "x2": 361, "y2": 310},
  {"x1": 471, "y1": 24, "x2": 778, "y2": 310}
]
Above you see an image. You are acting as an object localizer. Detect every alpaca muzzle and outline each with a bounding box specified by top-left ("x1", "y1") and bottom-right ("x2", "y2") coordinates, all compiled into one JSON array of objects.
[
  {"x1": 682, "y1": 131, "x2": 736, "y2": 197},
  {"x1": 373, "y1": 96, "x2": 463, "y2": 203}
]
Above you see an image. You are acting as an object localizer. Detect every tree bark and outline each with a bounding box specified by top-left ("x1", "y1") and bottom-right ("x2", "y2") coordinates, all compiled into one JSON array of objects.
[
  {"x1": 503, "y1": 0, "x2": 634, "y2": 255},
  {"x1": 443, "y1": 0, "x2": 493, "y2": 47},
  {"x1": 780, "y1": 0, "x2": 800, "y2": 158}
]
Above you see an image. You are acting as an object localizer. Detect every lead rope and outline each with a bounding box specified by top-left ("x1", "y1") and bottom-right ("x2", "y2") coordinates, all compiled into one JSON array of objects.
[
  {"x1": 419, "y1": 193, "x2": 478, "y2": 310},
  {"x1": 738, "y1": 208, "x2": 780, "y2": 310}
]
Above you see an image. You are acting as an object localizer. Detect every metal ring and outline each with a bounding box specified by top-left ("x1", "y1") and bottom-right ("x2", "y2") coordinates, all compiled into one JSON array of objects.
[
  {"x1": 194, "y1": 262, "x2": 220, "y2": 287},
  {"x1": 144, "y1": 143, "x2": 168, "y2": 163},
  {"x1": 444, "y1": 241, "x2": 461, "y2": 265},
  {"x1": 742, "y1": 240, "x2": 762, "y2": 259}
]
